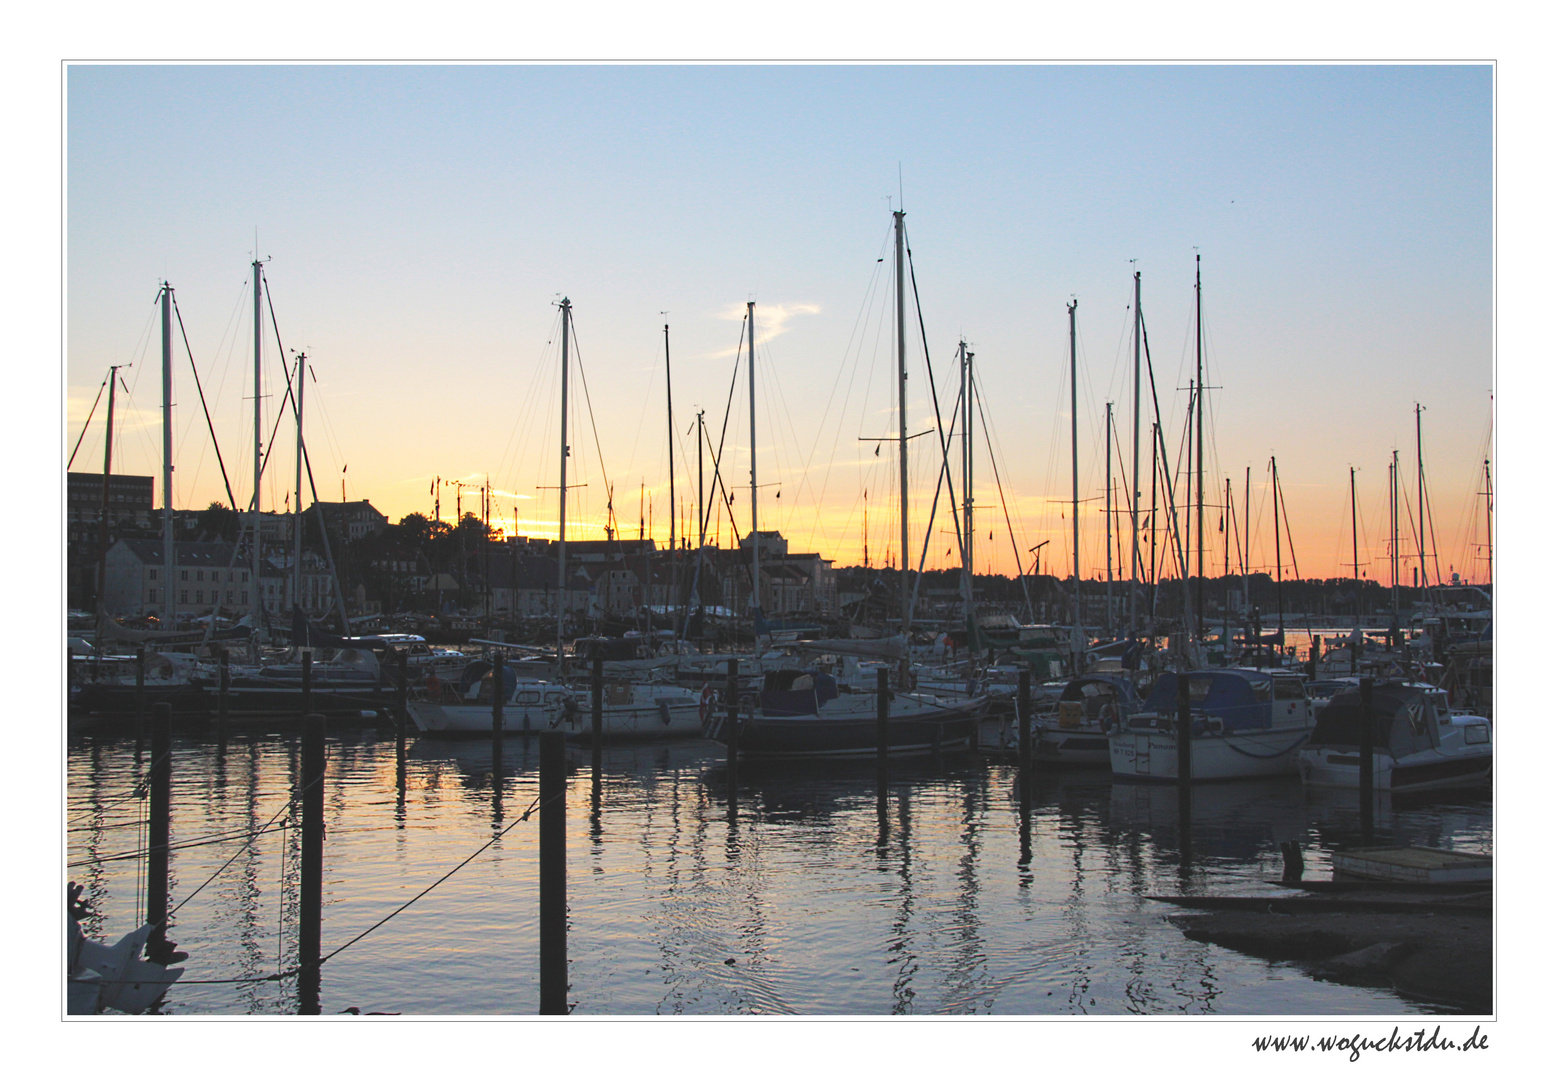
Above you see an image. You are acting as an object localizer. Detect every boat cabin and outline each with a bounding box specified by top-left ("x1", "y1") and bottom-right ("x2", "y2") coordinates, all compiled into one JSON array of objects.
[
  {"x1": 759, "y1": 669, "x2": 841, "y2": 716},
  {"x1": 1132, "y1": 669, "x2": 1308, "y2": 733}
]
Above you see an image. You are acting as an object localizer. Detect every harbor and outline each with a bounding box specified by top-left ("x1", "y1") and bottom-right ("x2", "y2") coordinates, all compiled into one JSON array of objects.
[
  {"x1": 62, "y1": 64, "x2": 1497, "y2": 1023},
  {"x1": 66, "y1": 708, "x2": 1490, "y2": 1015}
]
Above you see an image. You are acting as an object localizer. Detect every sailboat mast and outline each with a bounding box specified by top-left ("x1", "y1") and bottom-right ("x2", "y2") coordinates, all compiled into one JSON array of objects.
[
  {"x1": 251, "y1": 261, "x2": 264, "y2": 644},
  {"x1": 1194, "y1": 254, "x2": 1205, "y2": 639},
  {"x1": 1105, "y1": 401, "x2": 1114, "y2": 636},
  {"x1": 1069, "y1": 300, "x2": 1081, "y2": 667},
  {"x1": 293, "y1": 353, "x2": 305, "y2": 618},
  {"x1": 1243, "y1": 465, "x2": 1251, "y2": 613},
  {"x1": 1272, "y1": 456, "x2": 1283, "y2": 652},
  {"x1": 894, "y1": 210, "x2": 910, "y2": 662},
  {"x1": 557, "y1": 297, "x2": 572, "y2": 665},
  {"x1": 1148, "y1": 421, "x2": 1159, "y2": 622},
  {"x1": 96, "y1": 365, "x2": 122, "y2": 620},
  {"x1": 1483, "y1": 457, "x2": 1493, "y2": 585},
  {"x1": 960, "y1": 340, "x2": 973, "y2": 610},
  {"x1": 161, "y1": 284, "x2": 175, "y2": 626},
  {"x1": 1416, "y1": 402, "x2": 1428, "y2": 607},
  {"x1": 1391, "y1": 451, "x2": 1400, "y2": 630},
  {"x1": 1350, "y1": 466, "x2": 1360, "y2": 631},
  {"x1": 665, "y1": 320, "x2": 675, "y2": 557},
  {"x1": 1131, "y1": 269, "x2": 1141, "y2": 638},
  {"x1": 747, "y1": 300, "x2": 760, "y2": 652}
]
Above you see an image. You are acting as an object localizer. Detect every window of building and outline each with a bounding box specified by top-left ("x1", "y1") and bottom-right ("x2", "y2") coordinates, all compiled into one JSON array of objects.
[
  {"x1": 180, "y1": 590, "x2": 188, "y2": 603},
  {"x1": 196, "y1": 570, "x2": 204, "y2": 582},
  {"x1": 241, "y1": 572, "x2": 248, "y2": 583},
  {"x1": 149, "y1": 569, "x2": 157, "y2": 581},
  {"x1": 240, "y1": 591, "x2": 247, "y2": 604},
  {"x1": 195, "y1": 590, "x2": 202, "y2": 603},
  {"x1": 180, "y1": 570, "x2": 189, "y2": 581},
  {"x1": 148, "y1": 588, "x2": 157, "y2": 603},
  {"x1": 226, "y1": 590, "x2": 233, "y2": 603}
]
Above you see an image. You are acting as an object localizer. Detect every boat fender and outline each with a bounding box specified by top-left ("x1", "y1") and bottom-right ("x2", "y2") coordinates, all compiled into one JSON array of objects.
[
  {"x1": 699, "y1": 683, "x2": 717, "y2": 722},
  {"x1": 1098, "y1": 702, "x2": 1117, "y2": 733},
  {"x1": 424, "y1": 672, "x2": 441, "y2": 696}
]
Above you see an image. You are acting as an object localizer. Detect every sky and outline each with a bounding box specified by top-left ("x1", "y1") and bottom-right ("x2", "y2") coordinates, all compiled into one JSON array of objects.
[{"x1": 65, "y1": 64, "x2": 1493, "y2": 587}]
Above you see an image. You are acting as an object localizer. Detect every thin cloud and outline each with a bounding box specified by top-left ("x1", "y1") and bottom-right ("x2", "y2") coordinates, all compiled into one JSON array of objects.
[{"x1": 695, "y1": 301, "x2": 821, "y2": 359}]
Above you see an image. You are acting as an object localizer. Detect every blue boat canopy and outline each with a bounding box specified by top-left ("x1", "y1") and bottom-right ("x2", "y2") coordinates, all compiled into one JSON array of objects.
[{"x1": 1141, "y1": 670, "x2": 1281, "y2": 732}]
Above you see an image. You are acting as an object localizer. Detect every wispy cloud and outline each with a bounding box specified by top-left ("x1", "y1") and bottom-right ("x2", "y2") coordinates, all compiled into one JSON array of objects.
[{"x1": 710, "y1": 301, "x2": 821, "y2": 351}]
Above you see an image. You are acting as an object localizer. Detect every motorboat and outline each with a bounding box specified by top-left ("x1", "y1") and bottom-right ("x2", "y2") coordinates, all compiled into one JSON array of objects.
[
  {"x1": 709, "y1": 668, "x2": 988, "y2": 760},
  {"x1": 1034, "y1": 673, "x2": 1142, "y2": 766},
  {"x1": 1108, "y1": 668, "x2": 1315, "y2": 782},
  {"x1": 407, "y1": 658, "x2": 705, "y2": 739},
  {"x1": 1297, "y1": 681, "x2": 1491, "y2": 794}
]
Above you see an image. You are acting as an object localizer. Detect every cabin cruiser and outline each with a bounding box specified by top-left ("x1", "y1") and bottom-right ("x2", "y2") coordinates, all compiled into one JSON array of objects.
[
  {"x1": 1108, "y1": 668, "x2": 1315, "y2": 782},
  {"x1": 1297, "y1": 681, "x2": 1491, "y2": 794}
]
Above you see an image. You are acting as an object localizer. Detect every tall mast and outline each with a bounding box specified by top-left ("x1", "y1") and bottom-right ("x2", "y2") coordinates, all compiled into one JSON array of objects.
[
  {"x1": 1416, "y1": 402, "x2": 1428, "y2": 607},
  {"x1": 665, "y1": 320, "x2": 675, "y2": 558},
  {"x1": 1223, "y1": 475, "x2": 1231, "y2": 645},
  {"x1": 1391, "y1": 451, "x2": 1400, "y2": 630},
  {"x1": 1194, "y1": 254, "x2": 1205, "y2": 639},
  {"x1": 1105, "y1": 401, "x2": 1114, "y2": 636},
  {"x1": 293, "y1": 353, "x2": 305, "y2": 619},
  {"x1": 747, "y1": 300, "x2": 760, "y2": 653},
  {"x1": 96, "y1": 365, "x2": 123, "y2": 621},
  {"x1": 557, "y1": 297, "x2": 572, "y2": 666},
  {"x1": 894, "y1": 209, "x2": 911, "y2": 668},
  {"x1": 1272, "y1": 456, "x2": 1283, "y2": 652},
  {"x1": 1148, "y1": 421, "x2": 1159, "y2": 622},
  {"x1": 251, "y1": 261, "x2": 264, "y2": 644},
  {"x1": 1068, "y1": 300, "x2": 1081, "y2": 667},
  {"x1": 960, "y1": 340, "x2": 974, "y2": 627},
  {"x1": 1243, "y1": 465, "x2": 1251, "y2": 614},
  {"x1": 697, "y1": 410, "x2": 706, "y2": 552},
  {"x1": 1483, "y1": 458, "x2": 1493, "y2": 586},
  {"x1": 161, "y1": 284, "x2": 175, "y2": 627},
  {"x1": 1130, "y1": 269, "x2": 1141, "y2": 639},
  {"x1": 1350, "y1": 466, "x2": 1361, "y2": 632}
]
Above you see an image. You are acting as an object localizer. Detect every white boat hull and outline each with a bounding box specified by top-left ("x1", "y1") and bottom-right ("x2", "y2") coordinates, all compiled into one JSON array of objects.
[{"x1": 1108, "y1": 723, "x2": 1314, "y2": 782}]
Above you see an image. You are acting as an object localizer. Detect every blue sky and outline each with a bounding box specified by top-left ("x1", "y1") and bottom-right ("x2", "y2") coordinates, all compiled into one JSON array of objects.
[{"x1": 65, "y1": 64, "x2": 1493, "y2": 582}]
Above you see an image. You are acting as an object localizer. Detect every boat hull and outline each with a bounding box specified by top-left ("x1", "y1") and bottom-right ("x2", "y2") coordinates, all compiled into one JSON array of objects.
[
  {"x1": 1108, "y1": 723, "x2": 1314, "y2": 782},
  {"x1": 1297, "y1": 748, "x2": 1492, "y2": 794},
  {"x1": 720, "y1": 696, "x2": 988, "y2": 760}
]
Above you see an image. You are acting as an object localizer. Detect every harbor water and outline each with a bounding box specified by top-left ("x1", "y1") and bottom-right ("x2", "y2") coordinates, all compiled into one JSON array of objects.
[{"x1": 66, "y1": 727, "x2": 1490, "y2": 1015}]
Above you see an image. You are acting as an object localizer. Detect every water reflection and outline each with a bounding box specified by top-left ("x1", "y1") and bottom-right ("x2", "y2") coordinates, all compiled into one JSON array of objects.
[{"x1": 65, "y1": 732, "x2": 1488, "y2": 1015}]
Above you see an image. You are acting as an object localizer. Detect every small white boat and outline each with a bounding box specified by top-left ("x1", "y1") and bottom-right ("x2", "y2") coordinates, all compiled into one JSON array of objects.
[
  {"x1": 1297, "y1": 681, "x2": 1491, "y2": 794},
  {"x1": 407, "y1": 660, "x2": 706, "y2": 739},
  {"x1": 1108, "y1": 669, "x2": 1315, "y2": 782},
  {"x1": 1034, "y1": 674, "x2": 1141, "y2": 766}
]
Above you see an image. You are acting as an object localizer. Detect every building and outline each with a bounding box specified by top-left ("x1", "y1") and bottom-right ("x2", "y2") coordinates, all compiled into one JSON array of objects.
[
  {"x1": 307, "y1": 499, "x2": 389, "y2": 545},
  {"x1": 102, "y1": 540, "x2": 252, "y2": 620},
  {"x1": 67, "y1": 472, "x2": 155, "y2": 539}
]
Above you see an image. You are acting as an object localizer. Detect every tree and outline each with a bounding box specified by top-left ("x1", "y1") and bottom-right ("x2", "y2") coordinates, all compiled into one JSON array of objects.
[{"x1": 197, "y1": 501, "x2": 241, "y2": 542}]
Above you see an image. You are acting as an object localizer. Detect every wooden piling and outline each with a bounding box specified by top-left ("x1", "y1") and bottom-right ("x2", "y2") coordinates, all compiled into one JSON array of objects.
[
  {"x1": 135, "y1": 646, "x2": 147, "y2": 730},
  {"x1": 1176, "y1": 671, "x2": 1192, "y2": 788},
  {"x1": 876, "y1": 667, "x2": 890, "y2": 789},
  {"x1": 491, "y1": 651, "x2": 504, "y2": 742},
  {"x1": 1308, "y1": 635, "x2": 1320, "y2": 680},
  {"x1": 300, "y1": 650, "x2": 313, "y2": 721},
  {"x1": 1017, "y1": 669, "x2": 1032, "y2": 767},
  {"x1": 1359, "y1": 676, "x2": 1375, "y2": 843},
  {"x1": 538, "y1": 730, "x2": 568, "y2": 1015},
  {"x1": 298, "y1": 710, "x2": 325, "y2": 1015},
  {"x1": 1280, "y1": 840, "x2": 1304, "y2": 883},
  {"x1": 726, "y1": 658, "x2": 740, "y2": 819},
  {"x1": 145, "y1": 702, "x2": 172, "y2": 958},
  {"x1": 395, "y1": 649, "x2": 408, "y2": 743},
  {"x1": 591, "y1": 655, "x2": 603, "y2": 752}
]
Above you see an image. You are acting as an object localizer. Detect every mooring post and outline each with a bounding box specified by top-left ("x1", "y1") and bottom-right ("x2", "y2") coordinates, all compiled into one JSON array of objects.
[
  {"x1": 726, "y1": 658, "x2": 740, "y2": 819},
  {"x1": 1017, "y1": 669, "x2": 1032, "y2": 768},
  {"x1": 1176, "y1": 671, "x2": 1192, "y2": 788},
  {"x1": 1359, "y1": 676, "x2": 1375, "y2": 844},
  {"x1": 300, "y1": 649, "x2": 313, "y2": 723},
  {"x1": 1280, "y1": 839, "x2": 1304, "y2": 883},
  {"x1": 591, "y1": 654, "x2": 603, "y2": 752},
  {"x1": 1349, "y1": 638, "x2": 1359, "y2": 675},
  {"x1": 491, "y1": 651, "x2": 505, "y2": 743},
  {"x1": 146, "y1": 702, "x2": 172, "y2": 959},
  {"x1": 135, "y1": 646, "x2": 147, "y2": 730},
  {"x1": 1308, "y1": 635, "x2": 1320, "y2": 680},
  {"x1": 214, "y1": 646, "x2": 229, "y2": 728},
  {"x1": 539, "y1": 730, "x2": 568, "y2": 1015},
  {"x1": 391, "y1": 649, "x2": 406, "y2": 742},
  {"x1": 876, "y1": 666, "x2": 890, "y2": 787},
  {"x1": 298, "y1": 709, "x2": 325, "y2": 1015}
]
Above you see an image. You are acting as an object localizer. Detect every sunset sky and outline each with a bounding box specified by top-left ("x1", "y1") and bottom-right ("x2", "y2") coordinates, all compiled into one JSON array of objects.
[{"x1": 65, "y1": 64, "x2": 1492, "y2": 586}]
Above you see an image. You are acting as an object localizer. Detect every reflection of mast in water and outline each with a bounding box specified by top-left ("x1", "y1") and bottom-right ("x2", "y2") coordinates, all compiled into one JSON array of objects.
[{"x1": 939, "y1": 781, "x2": 990, "y2": 1011}]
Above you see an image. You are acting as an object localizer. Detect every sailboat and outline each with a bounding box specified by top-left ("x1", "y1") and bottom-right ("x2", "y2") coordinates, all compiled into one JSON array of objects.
[{"x1": 710, "y1": 209, "x2": 988, "y2": 759}]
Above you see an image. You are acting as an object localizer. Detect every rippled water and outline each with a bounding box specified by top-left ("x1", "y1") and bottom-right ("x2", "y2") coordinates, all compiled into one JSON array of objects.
[{"x1": 65, "y1": 727, "x2": 1491, "y2": 1015}]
